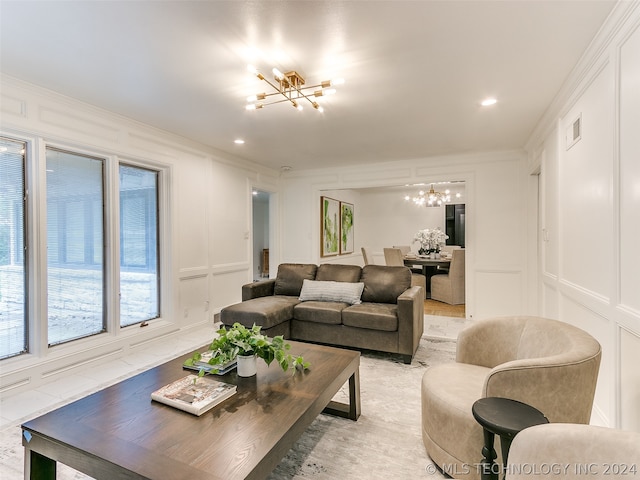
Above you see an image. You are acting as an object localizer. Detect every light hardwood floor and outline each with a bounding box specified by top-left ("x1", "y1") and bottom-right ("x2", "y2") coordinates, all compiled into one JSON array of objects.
[{"x1": 424, "y1": 299, "x2": 465, "y2": 318}]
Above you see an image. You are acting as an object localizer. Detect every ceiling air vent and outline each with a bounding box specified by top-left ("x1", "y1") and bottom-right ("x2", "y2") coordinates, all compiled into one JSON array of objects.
[{"x1": 566, "y1": 113, "x2": 582, "y2": 150}]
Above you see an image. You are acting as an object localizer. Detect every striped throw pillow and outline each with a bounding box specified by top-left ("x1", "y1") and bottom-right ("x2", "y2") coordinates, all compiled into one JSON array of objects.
[{"x1": 298, "y1": 279, "x2": 364, "y2": 305}]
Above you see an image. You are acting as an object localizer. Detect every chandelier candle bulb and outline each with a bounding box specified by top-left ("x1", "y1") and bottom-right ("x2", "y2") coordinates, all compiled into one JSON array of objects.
[{"x1": 405, "y1": 183, "x2": 455, "y2": 207}]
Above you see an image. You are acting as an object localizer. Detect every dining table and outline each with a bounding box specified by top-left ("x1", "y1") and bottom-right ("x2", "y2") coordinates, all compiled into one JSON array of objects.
[{"x1": 403, "y1": 255, "x2": 451, "y2": 298}]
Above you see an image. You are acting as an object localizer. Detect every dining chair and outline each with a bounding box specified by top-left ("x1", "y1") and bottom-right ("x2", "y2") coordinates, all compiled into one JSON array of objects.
[
  {"x1": 393, "y1": 245, "x2": 411, "y2": 256},
  {"x1": 430, "y1": 249, "x2": 465, "y2": 305},
  {"x1": 437, "y1": 245, "x2": 461, "y2": 273},
  {"x1": 361, "y1": 246, "x2": 375, "y2": 265},
  {"x1": 392, "y1": 245, "x2": 423, "y2": 274},
  {"x1": 440, "y1": 245, "x2": 461, "y2": 255},
  {"x1": 383, "y1": 247, "x2": 405, "y2": 266},
  {"x1": 384, "y1": 248, "x2": 426, "y2": 300}
]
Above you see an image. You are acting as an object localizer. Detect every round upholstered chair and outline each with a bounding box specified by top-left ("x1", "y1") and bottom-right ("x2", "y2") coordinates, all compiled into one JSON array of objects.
[
  {"x1": 507, "y1": 423, "x2": 640, "y2": 479},
  {"x1": 421, "y1": 316, "x2": 602, "y2": 480}
]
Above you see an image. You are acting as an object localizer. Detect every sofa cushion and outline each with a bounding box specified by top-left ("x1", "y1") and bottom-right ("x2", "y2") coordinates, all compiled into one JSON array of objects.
[
  {"x1": 315, "y1": 264, "x2": 363, "y2": 283},
  {"x1": 294, "y1": 301, "x2": 347, "y2": 325},
  {"x1": 299, "y1": 279, "x2": 364, "y2": 305},
  {"x1": 360, "y1": 265, "x2": 411, "y2": 304},
  {"x1": 342, "y1": 303, "x2": 399, "y2": 331},
  {"x1": 274, "y1": 263, "x2": 318, "y2": 296},
  {"x1": 220, "y1": 295, "x2": 299, "y2": 329}
]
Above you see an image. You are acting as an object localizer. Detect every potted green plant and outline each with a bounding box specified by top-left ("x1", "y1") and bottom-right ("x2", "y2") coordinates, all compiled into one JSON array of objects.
[{"x1": 185, "y1": 323, "x2": 309, "y2": 377}]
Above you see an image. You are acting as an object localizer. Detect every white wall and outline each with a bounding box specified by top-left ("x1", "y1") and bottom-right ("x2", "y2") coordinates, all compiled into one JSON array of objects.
[
  {"x1": 526, "y1": 0, "x2": 640, "y2": 430},
  {"x1": 330, "y1": 187, "x2": 465, "y2": 265},
  {"x1": 279, "y1": 151, "x2": 532, "y2": 321},
  {"x1": 359, "y1": 190, "x2": 446, "y2": 262},
  {"x1": 0, "y1": 75, "x2": 277, "y2": 395}
]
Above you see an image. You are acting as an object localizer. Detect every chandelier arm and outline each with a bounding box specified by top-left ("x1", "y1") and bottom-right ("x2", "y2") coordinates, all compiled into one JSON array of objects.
[
  {"x1": 262, "y1": 91, "x2": 291, "y2": 99},
  {"x1": 260, "y1": 97, "x2": 299, "y2": 106},
  {"x1": 288, "y1": 84, "x2": 320, "y2": 107},
  {"x1": 296, "y1": 83, "x2": 325, "y2": 91},
  {"x1": 258, "y1": 76, "x2": 298, "y2": 107}
]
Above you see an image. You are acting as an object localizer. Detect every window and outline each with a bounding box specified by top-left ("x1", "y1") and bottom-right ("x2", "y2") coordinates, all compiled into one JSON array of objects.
[
  {"x1": 46, "y1": 147, "x2": 105, "y2": 345},
  {"x1": 0, "y1": 136, "x2": 165, "y2": 359},
  {"x1": 119, "y1": 164, "x2": 160, "y2": 327},
  {"x1": 0, "y1": 137, "x2": 27, "y2": 359}
]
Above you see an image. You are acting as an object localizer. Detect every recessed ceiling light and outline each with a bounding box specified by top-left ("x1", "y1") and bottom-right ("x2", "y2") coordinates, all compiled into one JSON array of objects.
[
  {"x1": 234, "y1": 139, "x2": 245, "y2": 144},
  {"x1": 481, "y1": 98, "x2": 497, "y2": 106}
]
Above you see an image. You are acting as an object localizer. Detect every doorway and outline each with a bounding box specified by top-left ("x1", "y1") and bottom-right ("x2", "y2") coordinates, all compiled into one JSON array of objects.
[{"x1": 252, "y1": 190, "x2": 270, "y2": 281}]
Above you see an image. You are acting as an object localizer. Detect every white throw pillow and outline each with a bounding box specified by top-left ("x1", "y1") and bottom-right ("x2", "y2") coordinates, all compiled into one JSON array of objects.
[{"x1": 298, "y1": 279, "x2": 364, "y2": 305}]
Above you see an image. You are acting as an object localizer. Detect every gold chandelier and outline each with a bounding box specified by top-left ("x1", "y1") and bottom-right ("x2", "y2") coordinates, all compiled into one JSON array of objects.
[
  {"x1": 406, "y1": 184, "x2": 453, "y2": 207},
  {"x1": 245, "y1": 65, "x2": 344, "y2": 112}
]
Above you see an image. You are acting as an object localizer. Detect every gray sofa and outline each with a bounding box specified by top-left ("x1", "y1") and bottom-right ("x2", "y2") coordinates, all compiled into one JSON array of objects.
[{"x1": 220, "y1": 263, "x2": 425, "y2": 363}]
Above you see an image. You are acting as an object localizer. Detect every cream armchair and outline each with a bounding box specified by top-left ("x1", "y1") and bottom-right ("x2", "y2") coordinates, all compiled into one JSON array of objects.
[
  {"x1": 507, "y1": 423, "x2": 640, "y2": 479},
  {"x1": 421, "y1": 316, "x2": 602, "y2": 480}
]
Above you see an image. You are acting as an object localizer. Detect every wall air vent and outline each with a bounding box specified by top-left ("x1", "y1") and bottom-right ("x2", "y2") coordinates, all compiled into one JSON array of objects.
[{"x1": 566, "y1": 113, "x2": 582, "y2": 150}]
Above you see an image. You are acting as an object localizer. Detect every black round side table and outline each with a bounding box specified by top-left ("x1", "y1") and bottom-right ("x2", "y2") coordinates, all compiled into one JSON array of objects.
[{"x1": 472, "y1": 397, "x2": 549, "y2": 480}]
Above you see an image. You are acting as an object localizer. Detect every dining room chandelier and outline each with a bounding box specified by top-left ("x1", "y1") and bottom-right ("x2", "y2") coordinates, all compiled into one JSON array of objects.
[
  {"x1": 245, "y1": 65, "x2": 344, "y2": 112},
  {"x1": 405, "y1": 184, "x2": 452, "y2": 207}
]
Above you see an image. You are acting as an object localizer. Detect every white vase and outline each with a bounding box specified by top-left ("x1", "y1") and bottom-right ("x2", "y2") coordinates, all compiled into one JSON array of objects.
[{"x1": 237, "y1": 354, "x2": 257, "y2": 377}]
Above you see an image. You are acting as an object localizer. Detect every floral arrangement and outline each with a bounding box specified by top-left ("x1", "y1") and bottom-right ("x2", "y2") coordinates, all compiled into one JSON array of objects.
[{"x1": 413, "y1": 227, "x2": 448, "y2": 254}]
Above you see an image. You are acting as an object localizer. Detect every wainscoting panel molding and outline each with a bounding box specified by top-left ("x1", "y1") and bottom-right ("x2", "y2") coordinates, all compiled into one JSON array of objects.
[
  {"x1": 39, "y1": 105, "x2": 120, "y2": 143},
  {"x1": 0, "y1": 93, "x2": 27, "y2": 118},
  {"x1": 620, "y1": 325, "x2": 640, "y2": 431}
]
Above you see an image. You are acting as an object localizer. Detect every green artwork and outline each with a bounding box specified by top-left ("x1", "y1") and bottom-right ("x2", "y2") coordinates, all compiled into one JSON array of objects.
[
  {"x1": 321, "y1": 197, "x2": 339, "y2": 256},
  {"x1": 340, "y1": 202, "x2": 354, "y2": 254}
]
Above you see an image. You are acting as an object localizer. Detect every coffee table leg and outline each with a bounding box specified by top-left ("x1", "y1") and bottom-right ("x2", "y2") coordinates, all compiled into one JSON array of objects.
[
  {"x1": 347, "y1": 368, "x2": 361, "y2": 420},
  {"x1": 323, "y1": 369, "x2": 361, "y2": 421},
  {"x1": 24, "y1": 448, "x2": 56, "y2": 480}
]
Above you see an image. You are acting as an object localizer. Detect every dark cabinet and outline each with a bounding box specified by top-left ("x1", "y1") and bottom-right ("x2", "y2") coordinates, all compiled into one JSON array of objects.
[{"x1": 445, "y1": 204, "x2": 465, "y2": 247}]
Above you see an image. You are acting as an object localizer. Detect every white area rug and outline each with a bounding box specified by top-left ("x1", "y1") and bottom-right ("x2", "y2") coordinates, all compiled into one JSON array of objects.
[{"x1": 0, "y1": 337, "x2": 455, "y2": 480}]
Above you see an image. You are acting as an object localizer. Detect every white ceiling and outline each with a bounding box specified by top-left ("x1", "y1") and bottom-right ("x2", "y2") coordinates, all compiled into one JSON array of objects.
[{"x1": 0, "y1": 1, "x2": 617, "y2": 171}]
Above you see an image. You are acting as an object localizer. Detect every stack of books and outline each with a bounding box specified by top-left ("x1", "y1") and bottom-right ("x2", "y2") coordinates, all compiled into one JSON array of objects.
[
  {"x1": 183, "y1": 350, "x2": 237, "y2": 375},
  {"x1": 151, "y1": 374, "x2": 237, "y2": 416}
]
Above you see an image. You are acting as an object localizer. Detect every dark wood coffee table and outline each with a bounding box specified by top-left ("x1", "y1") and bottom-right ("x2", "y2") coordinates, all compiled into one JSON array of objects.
[{"x1": 22, "y1": 340, "x2": 360, "y2": 480}]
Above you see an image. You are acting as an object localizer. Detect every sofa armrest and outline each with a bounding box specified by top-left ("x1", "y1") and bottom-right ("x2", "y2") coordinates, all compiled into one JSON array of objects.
[
  {"x1": 242, "y1": 279, "x2": 276, "y2": 301},
  {"x1": 397, "y1": 286, "x2": 425, "y2": 362}
]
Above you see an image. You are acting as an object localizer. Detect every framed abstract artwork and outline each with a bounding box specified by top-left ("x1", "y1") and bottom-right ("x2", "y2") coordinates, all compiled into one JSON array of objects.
[
  {"x1": 340, "y1": 202, "x2": 354, "y2": 254},
  {"x1": 320, "y1": 196, "x2": 340, "y2": 257}
]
